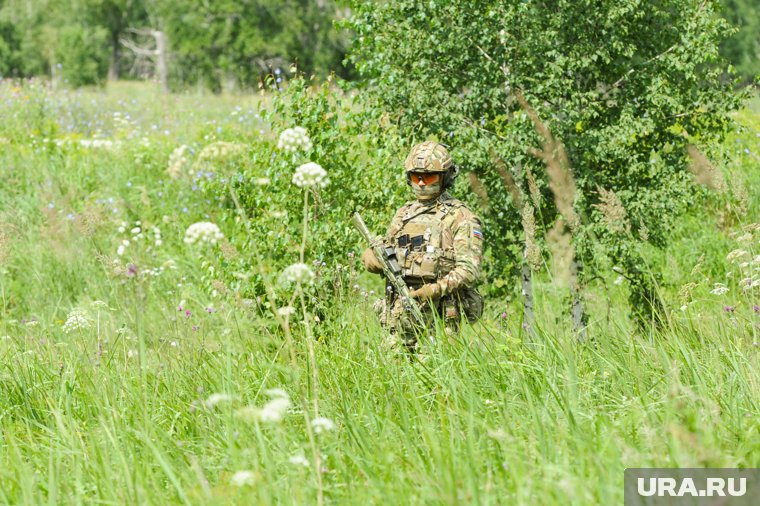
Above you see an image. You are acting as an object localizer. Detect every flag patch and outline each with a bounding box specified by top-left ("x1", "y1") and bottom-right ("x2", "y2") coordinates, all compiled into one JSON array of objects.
[{"x1": 473, "y1": 229, "x2": 483, "y2": 239}]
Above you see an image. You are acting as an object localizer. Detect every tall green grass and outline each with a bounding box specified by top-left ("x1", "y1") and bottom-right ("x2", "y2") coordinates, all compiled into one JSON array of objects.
[{"x1": 0, "y1": 82, "x2": 757, "y2": 505}]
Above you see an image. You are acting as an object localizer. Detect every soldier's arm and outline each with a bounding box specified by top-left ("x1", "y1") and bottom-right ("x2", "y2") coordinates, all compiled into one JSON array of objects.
[{"x1": 438, "y1": 208, "x2": 483, "y2": 296}]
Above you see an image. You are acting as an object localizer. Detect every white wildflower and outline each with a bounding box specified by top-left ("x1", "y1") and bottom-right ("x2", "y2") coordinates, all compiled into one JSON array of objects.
[
  {"x1": 277, "y1": 126, "x2": 313, "y2": 153},
  {"x1": 736, "y1": 233, "x2": 753, "y2": 244},
  {"x1": 613, "y1": 275, "x2": 624, "y2": 285},
  {"x1": 235, "y1": 397, "x2": 291, "y2": 424},
  {"x1": 254, "y1": 177, "x2": 271, "y2": 186},
  {"x1": 62, "y1": 309, "x2": 91, "y2": 334},
  {"x1": 194, "y1": 141, "x2": 246, "y2": 170},
  {"x1": 277, "y1": 306, "x2": 296, "y2": 317},
  {"x1": 204, "y1": 393, "x2": 237, "y2": 409},
  {"x1": 117, "y1": 245, "x2": 126, "y2": 256},
  {"x1": 278, "y1": 263, "x2": 315, "y2": 287},
  {"x1": 167, "y1": 145, "x2": 190, "y2": 179},
  {"x1": 127, "y1": 349, "x2": 137, "y2": 358},
  {"x1": 726, "y1": 249, "x2": 749, "y2": 263},
  {"x1": 230, "y1": 470, "x2": 256, "y2": 487},
  {"x1": 265, "y1": 388, "x2": 290, "y2": 399},
  {"x1": 184, "y1": 222, "x2": 224, "y2": 245},
  {"x1": 259, "y1": 397, "x2": 291, "y2": 423},
  {"x1": 288, "y1": 454, "x2": 310, "y2": 468},
  {"x1": 310, "y1": 417, "x2": 335, "y2": 434},
  {"x1": 710, "y1": 284, "x2": 729, "y2": 296},
  {"x1": 680, "y1": 305, "x2": 688, "y2": 312},
  {"x1": 292, "y1": 162, "x2": 328, "y2": 188},
  {"x1": 131, "y1": 226, "x2": 141, "y2": 235}
]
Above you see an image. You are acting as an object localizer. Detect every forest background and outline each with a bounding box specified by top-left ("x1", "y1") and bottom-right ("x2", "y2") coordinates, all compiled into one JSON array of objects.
[{"x1": 0, "y1": 0, "x2": 758, "y2": 90}]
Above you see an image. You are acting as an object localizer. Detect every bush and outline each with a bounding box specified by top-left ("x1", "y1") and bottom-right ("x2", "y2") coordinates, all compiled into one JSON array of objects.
[{"x1": 55, "y1": 25, "x2": 109, "y2": 87}]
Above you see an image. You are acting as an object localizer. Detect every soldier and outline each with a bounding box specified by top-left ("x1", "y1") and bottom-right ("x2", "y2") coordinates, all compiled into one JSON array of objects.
[{"x1": 361, "y1": 141, "x2": 484, "y2": 350}]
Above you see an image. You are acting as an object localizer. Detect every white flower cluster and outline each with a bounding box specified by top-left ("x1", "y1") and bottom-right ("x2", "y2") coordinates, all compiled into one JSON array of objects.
[
  {"x1": 194, "y1": 141, "x2": 246, "y2": 166},
  {"x1": 230, "y1": 470, "x2": 256, "y2": 487},
  {"x1": 292, "y1": 162, "x2": 328, "y2": 188},
  {"x1": 710, "y1": 283, "x2": 729, "y2": 296},
  {"x1": 278, "y1": 263, "x2": 315, "y2": 287},
  {"x1": 116, "y1": 220, "x2": 162, "y2": 256},
  {"x1": 234, "y1": 388, "x2": 292, "y2": 424},
  {"x1": 204, "y1": 393, "x2": 238, "y2": 409},
  {"x1": 184, "y1": 222, "x2": 224, "y2": 245},
  {"x1": 288, "y1": 453, "x2": 310, "y2": 468},
  {"x1": 167, "y1": 144, "x2": 190, "y2": 179},
  {"x1": 310, "y1": 416, "x2": 336, "y2": 434},
  {"x1": 277, "y1": 305, "x2": 296, "y2": 317},
  {"x1": 62, "y1": 308, "x2": 91, "y2": 334},
  {"x1": 726, "y1": 249, "x2": 750, "y2": 263},
  {"x1": 277, "y1": 126, "x2": 312, "y2": 153}
]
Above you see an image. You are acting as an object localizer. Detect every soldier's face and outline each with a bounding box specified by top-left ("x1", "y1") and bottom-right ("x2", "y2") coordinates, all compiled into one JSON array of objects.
[{"x1": 410, "y1": 172, "x2": 443, "y2": 201}]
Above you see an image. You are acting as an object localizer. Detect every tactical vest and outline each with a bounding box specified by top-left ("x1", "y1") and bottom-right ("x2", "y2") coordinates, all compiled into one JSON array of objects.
[{"x1": 387, "y1": 200, "x2": 462, "y2": 283}]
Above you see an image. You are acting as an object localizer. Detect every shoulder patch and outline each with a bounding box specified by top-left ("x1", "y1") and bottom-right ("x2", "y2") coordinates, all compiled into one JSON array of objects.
[{"x1": 472, "y1": 229, "x2": 483, "y2": 240}]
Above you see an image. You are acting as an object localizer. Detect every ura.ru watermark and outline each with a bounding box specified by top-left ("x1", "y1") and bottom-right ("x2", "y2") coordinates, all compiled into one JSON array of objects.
[{"x1": 624, "y1": 469, "x2": 759, "y2": 505}]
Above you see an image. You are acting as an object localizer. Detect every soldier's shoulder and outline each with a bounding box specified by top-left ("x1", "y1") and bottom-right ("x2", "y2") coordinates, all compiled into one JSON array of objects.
[
  {"x1": 443, "y1": 197, "x2": 480, "y2": 222},
  {"x1": 395, "y1": 200, "x2": 415, "y2": 214}
]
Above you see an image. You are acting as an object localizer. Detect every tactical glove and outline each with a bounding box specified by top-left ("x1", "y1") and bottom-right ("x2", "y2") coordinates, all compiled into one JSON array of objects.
[
  {"x1": 361, "y1": 247, "x2": 383, "y2": 274},
  {"x1": 410, "y1": 282, "x2": 442, "y2": 301}
]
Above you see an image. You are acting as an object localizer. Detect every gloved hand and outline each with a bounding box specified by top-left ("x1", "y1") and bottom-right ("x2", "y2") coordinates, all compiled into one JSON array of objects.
[
  {"x1": 410, "y1": 282, "x2": 442, "y2": 301},
  {"x1": 361, "y1": 247, "x2": 384, "y2": 274}
]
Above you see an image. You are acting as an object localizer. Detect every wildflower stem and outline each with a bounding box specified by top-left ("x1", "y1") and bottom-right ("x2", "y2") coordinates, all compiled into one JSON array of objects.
[
  {"x1": 228, "y1": 185, "x2": 298, "y2": 369},
  {"x1": 300, "y1": 189, "x2": 309, "y2": 264}
]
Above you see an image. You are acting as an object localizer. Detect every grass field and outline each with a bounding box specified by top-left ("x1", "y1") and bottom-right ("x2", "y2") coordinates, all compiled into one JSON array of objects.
[{"x1": 0, "y1": 80, "x2": 758, "y2": 505}]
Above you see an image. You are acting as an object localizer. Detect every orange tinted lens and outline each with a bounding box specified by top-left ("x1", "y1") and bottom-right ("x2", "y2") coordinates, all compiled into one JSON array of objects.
[{"x1": 411, "y1": 172, "x2": 440, "y2": 184}]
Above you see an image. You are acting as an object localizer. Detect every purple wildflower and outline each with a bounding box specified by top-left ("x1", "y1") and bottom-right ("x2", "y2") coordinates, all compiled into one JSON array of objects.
[
  {"x1": 185, "y1": 310, "x2": 192, "y2": 317},
  {"x1": 724, "y1": 305, "x2": 735, "y2": 313},
  {"x1": 126, "y1": 264, "x2": 138, "y2": 277}
]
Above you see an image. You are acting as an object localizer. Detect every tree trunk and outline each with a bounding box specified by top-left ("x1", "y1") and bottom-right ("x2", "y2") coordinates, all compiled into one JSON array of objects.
[
  {"x1": 569, "y1": 257, "x2": 587, "y2": 342},
  {"x1": 108, "y1": 38, "x2": 121, "y2": 81},
  {"x1": 521, "y1": 262, "x2": 534, "y2": 341},
  {"x1": 154, "y1": 30, "x2": 169, "y2": 93}
]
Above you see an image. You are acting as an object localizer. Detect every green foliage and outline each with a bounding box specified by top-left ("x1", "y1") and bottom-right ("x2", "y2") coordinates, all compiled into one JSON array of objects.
[
  {"x1": 55, "y1": 25, "x2": 110, "y2": 87},
  {"x1": 0, "y1": 20, "x2": 22, "y2": 77},
  {"x1": 152, "y1": 0, "x2": 354, "y2": 91},
  {"x1": 0, "y1": 81, "x2": 757, "y2": 503},
  {"x1": 348, "y1": 0, "x2": 746, "y2": 322},
  {"x1": 720, "y1": 0, "x2": 760, "y2": 84},
  {"x1": 193, "y1": 75, "x2": 408, "y2": 307}
]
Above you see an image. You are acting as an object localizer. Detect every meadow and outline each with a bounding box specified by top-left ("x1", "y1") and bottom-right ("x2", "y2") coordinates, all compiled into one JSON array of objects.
[{"x1": 0, "y1": 80, "x2": 758, "y2": 505}]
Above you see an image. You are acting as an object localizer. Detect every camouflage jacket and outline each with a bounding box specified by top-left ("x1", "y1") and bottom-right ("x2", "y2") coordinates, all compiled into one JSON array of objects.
[{"x1": 384, "y1": 192, "x2": 483, "y2": 296}]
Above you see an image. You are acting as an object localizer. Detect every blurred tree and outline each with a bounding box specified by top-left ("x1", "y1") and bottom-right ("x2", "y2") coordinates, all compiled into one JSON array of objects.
[
  {"x1": 720, "y1": 0, "x2": 760, "y2": 84},
  {"x1": 149, "y1": 0, "x2": 352, "y2": 92}
]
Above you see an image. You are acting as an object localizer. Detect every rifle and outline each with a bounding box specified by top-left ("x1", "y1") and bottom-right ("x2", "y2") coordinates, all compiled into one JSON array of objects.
[{"x1": 352, "y1": 212, "x2": 426, "y2": 329}]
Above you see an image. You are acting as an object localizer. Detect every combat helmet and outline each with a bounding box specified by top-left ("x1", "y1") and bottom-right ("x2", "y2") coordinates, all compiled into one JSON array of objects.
[{"x1": 404, "y1": 141, "x2": 458, "y2": 189}]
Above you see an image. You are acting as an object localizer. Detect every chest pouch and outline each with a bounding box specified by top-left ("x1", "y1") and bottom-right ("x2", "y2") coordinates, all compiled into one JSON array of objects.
[{"x1": 398, "y1": 234, "x2": 425, "y2": 251}]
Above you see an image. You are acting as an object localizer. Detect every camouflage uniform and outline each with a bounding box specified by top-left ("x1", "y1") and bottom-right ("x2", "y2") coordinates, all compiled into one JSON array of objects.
[
  {"x1": 365, "y1": 141, "x2": 483, "y2": 348},
  {"x1": 379, "y1": 191, "x2": 484, "y2": 347}
]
